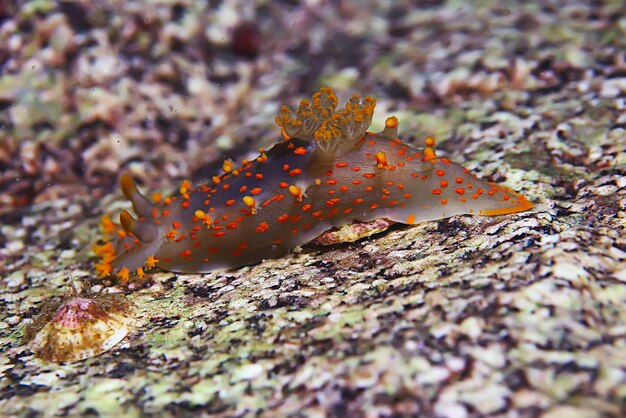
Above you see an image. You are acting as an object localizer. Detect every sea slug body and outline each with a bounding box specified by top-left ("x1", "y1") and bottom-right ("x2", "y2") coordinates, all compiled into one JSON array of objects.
[{"x1": 95, "y1": 87, "x2": 533, "y2": 279}]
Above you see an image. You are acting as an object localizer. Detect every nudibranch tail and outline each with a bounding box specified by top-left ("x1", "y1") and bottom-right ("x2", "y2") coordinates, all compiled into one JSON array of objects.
[{"x1": 95, "y1": 87, "x2": 533, "y2": 282}]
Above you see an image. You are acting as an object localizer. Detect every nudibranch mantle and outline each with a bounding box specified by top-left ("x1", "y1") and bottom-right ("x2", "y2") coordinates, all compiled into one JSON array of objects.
[{"x1": 95, "y1": 87, "x2": 532, "y2": 279}]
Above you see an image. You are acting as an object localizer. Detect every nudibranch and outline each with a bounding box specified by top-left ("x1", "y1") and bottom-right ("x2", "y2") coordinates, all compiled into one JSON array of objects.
[{"x1": 94, "y1": 87, "x2": 532, "y2": 279}]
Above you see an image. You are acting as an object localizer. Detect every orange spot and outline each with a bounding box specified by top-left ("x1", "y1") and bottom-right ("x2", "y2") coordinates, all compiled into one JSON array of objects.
[
  {"x1": 365, "y1": 186, "x2": 374, "y2": 192},
  {"x1": 223, "y1": 160, "x2": 233, "y2": 173},
  {"x1": 166, "y1": 229, "x2": 178, "y2": 240},
  {"x1": 344, "y1": 208, "x2": 353, "y2": 214},
  {"x1": 370, "y1": 203, "x2": 378, "y2": 209},
  {"x1": 250, "y1": 187, "x2": 263, "y2": 195},
  {"x1": 212, "y1": 232, "x2": 226, "y2": 238},
  {"x1": 282, "y1": 164, "x2": 290, "y2": 171},
  {"x1": 257, "y1": 153, "x2": 268, "y2": 163},
  {"x1": 441, "y1": 199, "x2": 448, "y2": 205},
  {"x1": 172, "y1": 221, "x2": 181, "y2": 229},
  {"x1": 353, "y1": 180, "x2": 362, "y2": 185},
  {"x1": 145, "y1": 256, "x2": 159, "y2": 268},
  {"x1": 424, "y1": 147, "x2": 436, "y2": 161},
  {"x1": 239, "y1": 185, "x2": 248, "y2": 193},
  {"x1": 335, "y1": 162, "x2": 349, "y2": 168},
  {"x1": 406, "y1": 214, "x2": 416, "y2": 224},
  {"x1": 436, "y1": 169, "x2": 445, "y2": 177},
  {"x1": 326, "y1": 179, "x2": 338, "y2": 185},
  {"x1": 503, "y1": 195, "x2": 511, "y2": 201},
  {"x1": 279, "y1": 182, "x2": 288, "y2": 188},
  {"x1": 99, "y1": 214, "x2": 117, "y2": 235},
  {"x1": 351, "y1": 167, "x2": 361, "y2": 171},
  {"x1": 432, "y1": 189, "x2": 442, "y2": 195},
  {"x1": 385, "y1": 116, "x2": 399, "y2": 128},
  {"x1": 302, "y1": 204, "x2": 312, "y2": 211},
  {"x1": 375, "y1": 151, "x2": 388, "y2": 169},
  {"x1": 277, "y1": 214, "x2": 289, "y2": 222},
  {"x1": 425, "y1": 136, "x2": 435, "y2": 147},
  {"x1": 222, "y1": 184, "x2": 231, "y2": 190},
  {"x1": 363, "y1": 173, "x2": 376, "y2": 179},
  {"x1": 294, "y1": 147, "x2": 307, "y2": 155},
  {"x1": 225, "y1": 199, "x2": 235, "y2": 206},
  {"x1": 353, "y1": 198, "x2": 364, "y2": 204},
  {"x1": 256, "y1": 173, "x2": 264, "y2": 180},
  {"x1": 117, "y1": 267, "x2": 130, "y2": 283},
  {"x1": 289, "y1": 168, "x2": 302, "y2": 177},
  {"x1": 289, "y1": 185, "x2": 303, "y2": 202},
  {"x1": 179, "y1": 249, "x2": 192, "y2": 257},
  {"x1": 440, "y1": 180, "x2": 448, "y2": 188},
  {"x1": 179, "y1": 179, "x2": 192, "y2": 199},
  {"x1": 326, "y1": 198, "x2": 340, "y2": 207},
  {"x1": 237, "y1": 243, "x2": 249, "y2": 250},
  {"x1": 340, "y1": 186, "x2": 349, "y2": 192},
  {"x1": 242, "y1": 196, "x2": 257, "y2": 214},
  {"x1": 152, "y1": 192, "x2": 162, "y2": 203},
  {"x1": 404, "y1": 193, "x2": 412, "y2": 199},
  {"x1": 455, "y1": 188, "x2": 465, "y2": 195}
]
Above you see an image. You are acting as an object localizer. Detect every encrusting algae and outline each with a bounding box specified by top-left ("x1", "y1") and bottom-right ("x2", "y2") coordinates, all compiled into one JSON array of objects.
[{"x1": 94, "y1": 87, "x2": 533, "y2": 281}]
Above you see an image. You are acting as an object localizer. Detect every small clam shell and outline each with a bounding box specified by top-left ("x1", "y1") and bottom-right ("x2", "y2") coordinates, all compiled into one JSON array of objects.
[{"x1": 28, "y1": 294, "x2": 134, "y2": 363}]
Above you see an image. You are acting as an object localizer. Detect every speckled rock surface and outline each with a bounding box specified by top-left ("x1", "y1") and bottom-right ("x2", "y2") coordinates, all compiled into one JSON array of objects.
[{"x1": 1, "y1": 1, "x2": 626, "y2": 417}]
